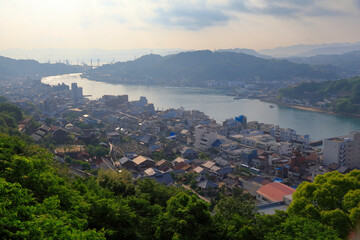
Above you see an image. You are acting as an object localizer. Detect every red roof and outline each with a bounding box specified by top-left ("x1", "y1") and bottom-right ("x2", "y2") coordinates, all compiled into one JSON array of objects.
[{"x1": 256, "y1": 182, "x2": 295, "y2": 202}]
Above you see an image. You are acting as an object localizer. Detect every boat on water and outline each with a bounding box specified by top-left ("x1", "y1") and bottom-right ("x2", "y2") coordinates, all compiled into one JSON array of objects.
[
  {"x1": 269, "y1": 105, "x2": 274, "y2": 108},
  {"x1": 234, "y1": 97, "x2": 242, "y2": 100}
]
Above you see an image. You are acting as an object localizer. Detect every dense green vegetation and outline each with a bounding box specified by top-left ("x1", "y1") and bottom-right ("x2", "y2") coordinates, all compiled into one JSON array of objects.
[
  {"x1": 84, "y1": 51, "x2": 336, "y2": 85},
  {"x1": 279, "y1": 77, "x2": 360, "y2": 114},
  {"x1": 288, "y1": 170, "x2": 360, "y2": 239},
  {"x1": 0, "y1": 102, "x2": 23, "y2": 135},
  {"x1": 1, "y1": 133, "x2": 360, "y2": 239}
]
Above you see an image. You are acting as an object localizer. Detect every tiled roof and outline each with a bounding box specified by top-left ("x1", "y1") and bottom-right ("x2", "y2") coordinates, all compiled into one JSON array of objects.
[
  {"x1": 149, "y1": 172, "x2": 174, "y2": 185},
  {"x1": 193, "y1": 166, "x2": 205, "y2": 174},
  {"x1": 119, "y1": 157, "x2": 131, "y2": 165},
  {"x1": 173, "y1": 161, "x2": 191, "y2": 171},
  {"x1": 133, "y1": 156, "x2": 154, "y2": 165},
  {"x1": 202, "y1": 161, "x2": 216, "y2": 169},
  {"x1": 197, "y1": 180, "x2": 218, "y2": 189},
  {"x1": 155, "y1": 159, "x2": 168, "y2": 167},
  {"x1": 257, "y1": 182, "x2": 295, "y2": 202},
  {"x1": 173, "y1": 157, "x2": 186, "y2": 164}
]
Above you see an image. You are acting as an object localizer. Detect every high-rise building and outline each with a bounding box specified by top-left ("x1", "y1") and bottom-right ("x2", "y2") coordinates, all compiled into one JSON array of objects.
[
  {"x1": 323, "y1": 132, "x2": 360, "y2": 169},
  {"x1": 71, "y1": 83, "x2": 83, "y2": 100}
]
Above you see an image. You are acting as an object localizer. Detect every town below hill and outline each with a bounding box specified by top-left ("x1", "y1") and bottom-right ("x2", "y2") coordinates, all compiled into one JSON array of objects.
[{"x1": 1, "y1": 70, "x2": 360, "y2": 238}]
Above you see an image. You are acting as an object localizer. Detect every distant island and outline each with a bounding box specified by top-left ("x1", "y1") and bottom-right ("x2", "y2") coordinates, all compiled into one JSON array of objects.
[
  {"x1": 82, "y1": 50, "x2": 337, "y2": 87},
  {"x1": 279, "y1": 77, "x2": 360, "y2": 115}
]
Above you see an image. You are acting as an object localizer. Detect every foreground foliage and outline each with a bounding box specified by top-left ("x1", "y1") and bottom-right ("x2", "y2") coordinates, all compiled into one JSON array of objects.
[{"x1": 0, "y1": 133, "x2": 358, "y2": 239}]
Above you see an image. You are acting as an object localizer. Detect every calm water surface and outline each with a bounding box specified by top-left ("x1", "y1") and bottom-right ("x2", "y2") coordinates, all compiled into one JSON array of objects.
[{"x1": 42, "y1": 74, "x2": 360, "y2": 141}]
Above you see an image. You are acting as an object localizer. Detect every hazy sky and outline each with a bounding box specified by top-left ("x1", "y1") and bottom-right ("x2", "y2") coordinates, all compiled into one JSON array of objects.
[{"x1": 1, "y1": 0, "x2": 360, "y2": 50}]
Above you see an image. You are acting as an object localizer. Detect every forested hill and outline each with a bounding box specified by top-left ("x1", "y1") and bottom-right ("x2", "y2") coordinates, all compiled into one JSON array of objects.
[
  {"x1": 288, "y1": 51, "x2": 360, "y2": 77},
  {"x1": 83, "y1": 50, "x2": 337, "y2": 86},
  {"x1": 279, "y1": 77, "x2": 360, "y2": 114},
  {"x1": 0, "y1": 56, "x2": 84, "y2": 79}
]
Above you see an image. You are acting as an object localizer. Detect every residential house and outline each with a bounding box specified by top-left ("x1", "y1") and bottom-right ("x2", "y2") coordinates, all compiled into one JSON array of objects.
[
  {"x1": 133, "y1": 155, "x2": 155, "y2": 170},
  {"x1": 256, "y1": 182, "x2": 295, "y2": 204},
  {"x1": 52, "y1": 128, "x2": 69, "y2": 142},
  {"x1": 181, "y1": 147, "x2": 198, "y2": 159},
  {"x1": 197, "y1": 179, "x2": 218, "y2": 190},
  {"x1": 116, "y1": 156, "x2": 137, "y2": 171},
  {"x1": 173, "y1": 162, "x2": 192, "y2": 172},
  {"x1": 148, "y1": 172, "x2": 174, "y2": 185},
  {"x1": 155, "y1": 159, "x2": 173, "y2": 172}
]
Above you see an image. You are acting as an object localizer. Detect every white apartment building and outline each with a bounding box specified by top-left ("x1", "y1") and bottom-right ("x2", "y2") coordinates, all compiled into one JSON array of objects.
[
  {"x1": 323, "y1": 132, "x2": 360, "y2": 169},
  {"x1": 270, "y1": 125, "x2": 310, "y2": 146},
  {"x1": 194, "y1": 125, "x2": 218, "y2": 151}
]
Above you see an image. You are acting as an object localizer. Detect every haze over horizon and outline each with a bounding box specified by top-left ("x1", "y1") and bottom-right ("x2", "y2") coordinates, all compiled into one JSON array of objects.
[{"x1": 1, "y1": 0, "x2": 360, "y2": 52}]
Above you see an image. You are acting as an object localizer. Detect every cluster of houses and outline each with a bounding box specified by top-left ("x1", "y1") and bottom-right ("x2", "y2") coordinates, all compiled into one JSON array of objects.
[{"x1": 5, "y1": 78, "x2": 358, "y2": 214}]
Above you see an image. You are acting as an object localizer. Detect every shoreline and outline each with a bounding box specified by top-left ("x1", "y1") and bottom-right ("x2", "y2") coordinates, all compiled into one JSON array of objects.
[
  {"x1": 47, "y1": 73, "x2": 360, "y2": 120},
  {"x1": 263, "y1": 99, "x2": 360, "y2": 119}
]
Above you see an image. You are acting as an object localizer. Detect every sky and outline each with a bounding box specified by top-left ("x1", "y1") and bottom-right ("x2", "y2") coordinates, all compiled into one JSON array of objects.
[{"x1": 0, "y1": 0, "x2": 360, "y2": 51}]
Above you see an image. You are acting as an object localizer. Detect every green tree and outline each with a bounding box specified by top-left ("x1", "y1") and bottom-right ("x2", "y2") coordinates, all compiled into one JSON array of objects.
[
  {"x1": 96, "y1": 169, "x2": 134, "y2": 196},
  {"x1": 288, "y1": 170, "x2": 360, "y2": 238},
  {"x1": 264, "y1": 216, "x2": 340, "y2": 240},
  {"x1": 155, "y1": 192, "x2": 215, "y2": 240},
  {"x1": 86, "y1": 144, "x2": 109, "y2": 157},
  {"x1": 213, "y1": 195, "x2": 256, "y2": 240}
]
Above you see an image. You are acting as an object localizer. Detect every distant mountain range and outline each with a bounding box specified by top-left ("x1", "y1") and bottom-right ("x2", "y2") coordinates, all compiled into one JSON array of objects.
[
  {"x1": 287, "y1": 51, "x2": 360, "y2": 77},
  {"x1": 259, "y1": 42, "x2": 360, "y2": 58},
  {"x1": 83, "y1": 50, "x2": 337, "y2": 86},
  {"x1": 0, "y1": 56, "x2": 84, "y2": 79},
  {"x1": 216, "y1": 48, "x2": 273, "y2": 59},
  {"x1": 0, "y1": 48, "x2": 183, "y2": 65},
  {"x1": 1, "y1": 42, "x2": 360, "y2": 64},
  {"x1": 2, "y1": 43, "x2": 359, "y2": 85}
]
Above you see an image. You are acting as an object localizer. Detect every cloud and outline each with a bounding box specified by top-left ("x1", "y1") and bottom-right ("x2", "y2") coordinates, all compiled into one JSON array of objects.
[
  {"x1": 153, "y1": 2, "x2": 230, "y2": 30},
  {"x1": 150, "y1": 0, "x2": 350, "y2": 31},
  {"x1": 228, "y1": 0, "x2": 346, "y2": 18},
  {"x1": 355, "y1": 0, "x2": 360, "y2": 9}
]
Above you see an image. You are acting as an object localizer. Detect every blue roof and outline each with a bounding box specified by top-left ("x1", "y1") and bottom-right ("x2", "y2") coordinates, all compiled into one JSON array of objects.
[
  {"x1": 148, "y1": 172, "x2": 174, "y2": 185},
  {"x1": 197, "y1": 179, "x2": 218, "y2": 189},
  {"x1": 235, "y1": 115, "x2": 246, "y2": 122},
  {"x1": 251, "y1": 176, "x2": 267, "y2": 184},
  {"x1": 181, "y1": 148, "x2": 198, "y2": 155},
  {"x1": 217, "y1": 167, "x2": 234, "y2": 175},
  {"x1": 273, "y1": 178, "x2": 284, "y2": 183},
  {"x1": 212, "y1": 139, "x2": 224, "y2": 147}
]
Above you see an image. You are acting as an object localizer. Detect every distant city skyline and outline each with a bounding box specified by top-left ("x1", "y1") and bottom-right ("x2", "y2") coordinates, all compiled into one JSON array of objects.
[{"x1": 0, "y1": 0, "x2": 360, "y2": 51}]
